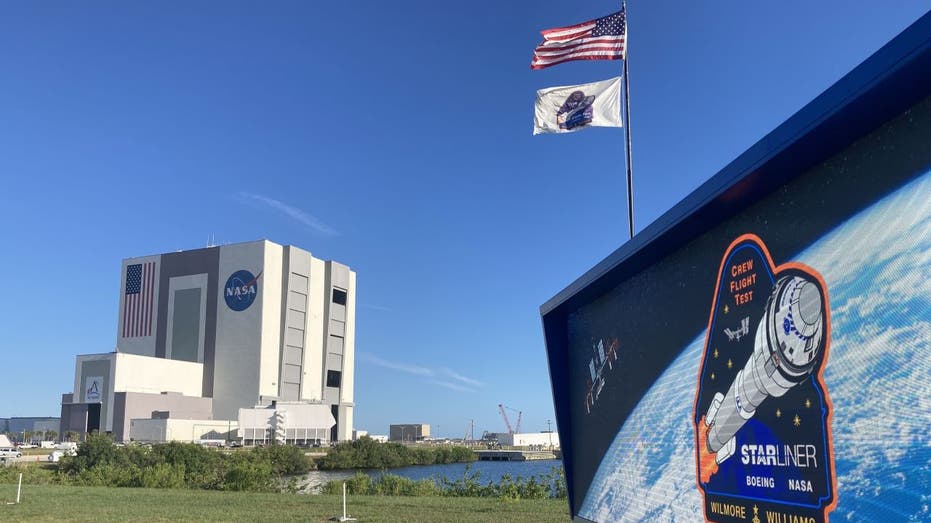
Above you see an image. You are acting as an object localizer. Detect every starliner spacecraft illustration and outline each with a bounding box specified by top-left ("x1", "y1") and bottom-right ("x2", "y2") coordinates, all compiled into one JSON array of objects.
[{"x1": 703, "y1": 274, "x2": 827, "y2": 464}]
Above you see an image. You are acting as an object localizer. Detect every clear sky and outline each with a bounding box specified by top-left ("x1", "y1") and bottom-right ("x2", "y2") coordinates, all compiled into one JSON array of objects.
[{"x1": 1, "y1": 1, "x2": 927, "y2": 438}]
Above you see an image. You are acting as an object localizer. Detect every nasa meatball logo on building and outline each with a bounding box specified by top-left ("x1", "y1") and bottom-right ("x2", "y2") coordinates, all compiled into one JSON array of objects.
[
  {"x1": 224, "y1": 270, "x2": 261, "y2": 311},
  {"x1": 693, "y1": 234, "x2": 836, "y2": 523}
]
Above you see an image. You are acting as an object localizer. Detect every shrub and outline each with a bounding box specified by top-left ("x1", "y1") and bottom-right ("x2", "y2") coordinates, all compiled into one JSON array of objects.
[
  {"x1": 139, "y1": 463, "x2": 186, "y2": 489},
  {"x1": 63, "y1": 433, "x2": 123, "y2": 474},
  {"x1": 438, "y1": 464, "x2": 491, "y2": 497},
  {"x1": 545, "y1": 466, "x2": 567, "y2": 498},
  {"x1": 250, "y1": 444, "x2": 311, "y2": 476},
  {"x1": 50, "y1": 439, "x2": 309, "y2": 493},
  {"x1": 0, "y1": 464, "x2": 63, "y2": 486},
  {"x1": 73, "y1": 463, "x2": 140, "y2": 487},
  {"x1": 316, "y1": 437, "x2": 475, "y2": 470},
  {"x1": 322, "y1": 472, "x2": 371, "y2": 495},
  {"x1": 223, "y1": 460, "x2": 274, "y2": 492}
]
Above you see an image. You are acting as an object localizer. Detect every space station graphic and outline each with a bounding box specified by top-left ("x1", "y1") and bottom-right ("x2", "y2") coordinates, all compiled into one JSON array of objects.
[{"x1": 693, "y1": 234, "x2": 837, "y2": 523}]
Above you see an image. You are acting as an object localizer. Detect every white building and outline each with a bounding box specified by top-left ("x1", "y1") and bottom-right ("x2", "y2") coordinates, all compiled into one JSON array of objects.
[
  {"x1": 60, "y1": 239, "x2": 356, "y2": 442},
  {"x1": 129, "y1": 418, "x2": 238, "y2": 444},
  {"x1": 495, "y1": 432, "x2": 560, "y2": 449},
  {"x1": 238, "y1": 402, "x2": 334, "y2": 446}
]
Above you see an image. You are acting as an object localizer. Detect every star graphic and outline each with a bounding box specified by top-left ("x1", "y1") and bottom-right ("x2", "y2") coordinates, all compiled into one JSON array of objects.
[
  {"x1": 805, "y1": 398, "x2": 811, "y2": 409},
  {"x1": 724, "y1": 304, "x2": 729, "y2": 314},
  {"x1": 793, "y1": 415, "x2": 801, "y2": 427},
  {"x1": 727, "y1": 359, "x2": 733, "y2": 369},
  {"x1": 711, "y1": 373, "x2": 715, "y2": 381},
  {"x1": 776, "y1": 409, "x2": 782, "y2": 418},
  {"x1": 713, "y1": 348, "x2": 719, "y2": 359}
]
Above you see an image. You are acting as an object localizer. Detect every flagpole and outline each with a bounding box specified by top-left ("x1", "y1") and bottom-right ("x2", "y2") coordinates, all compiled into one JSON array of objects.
[{"x1": 622, "y1": 1, "x2": 635, "y2": 240}]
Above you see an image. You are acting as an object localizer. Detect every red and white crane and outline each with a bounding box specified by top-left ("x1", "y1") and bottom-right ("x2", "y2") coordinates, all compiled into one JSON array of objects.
[{"x1": 498, "y1": 404, "x2": 523, "y2": 435}]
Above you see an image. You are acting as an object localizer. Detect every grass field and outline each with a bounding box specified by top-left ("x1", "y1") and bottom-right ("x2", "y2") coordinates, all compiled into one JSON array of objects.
[{"x1": 0, "y1": 483, "x2": 570, "y2": 522}]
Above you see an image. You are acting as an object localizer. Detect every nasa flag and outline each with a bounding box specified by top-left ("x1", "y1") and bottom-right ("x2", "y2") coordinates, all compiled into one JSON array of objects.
[{"x1": 533, "y1": 76, "x2": 622, "y2": 135}]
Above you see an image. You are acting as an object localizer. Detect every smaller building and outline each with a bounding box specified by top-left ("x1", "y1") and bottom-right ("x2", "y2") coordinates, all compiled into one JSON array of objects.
[
  {"x1": 389, "y1": 424, "x2": 430, "y2": 442},
  {"x1": 60, "y1": 351, "x2": 206, "y2": 440},
  {"x1": 113, "y1": 392, "x2": 213, "y2": 442},
  {"x1": 129, "y1": 418, "x2": 237, "y2": 444},
  {"x1": 2, "y1": 417, "x2": 61, "y2": 440},
  {"x1": 238, "y1": 402, "x2": 335, "y2": 446},
  {"x1": 494, "y1": 431, "x2": 560, "y2": 449}
]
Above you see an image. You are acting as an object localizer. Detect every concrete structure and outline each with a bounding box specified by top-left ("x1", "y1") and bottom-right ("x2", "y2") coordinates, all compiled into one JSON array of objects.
[
  {"x1": 495, "y1": 431, "x2": 560, "y2": 449},
  {"x1": 476, "y1": 449, "x2": 557, "y2": 461},
  {"x1": 129, "y1": 418, "x2": 237, "y2": 443},
  {"x1": 59, "y1": 240, "x2": 356, "y2": 442},
  {"x1": 114, "y1": 392, "x2": 213, "y2": 442},
  {"x1": 238, "y1": 402, "x2": 335, "y2": 446},
  {"x1": 389, "y1": 424, "x2": 430, "y2": 442}
]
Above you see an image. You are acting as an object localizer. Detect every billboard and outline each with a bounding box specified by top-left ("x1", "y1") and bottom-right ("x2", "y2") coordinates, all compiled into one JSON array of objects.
[{"x1": 541, "y1": 13, "x2": 931, "y2": 523}]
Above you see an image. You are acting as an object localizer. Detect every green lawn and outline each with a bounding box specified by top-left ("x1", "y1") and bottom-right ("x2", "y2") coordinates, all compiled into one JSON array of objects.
[{"x1": 0, "y1": 484, "x2": 570, "y2": 522}]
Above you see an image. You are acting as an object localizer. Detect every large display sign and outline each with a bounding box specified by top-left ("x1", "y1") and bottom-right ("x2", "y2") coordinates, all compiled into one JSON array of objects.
[{"x1": 542, "y1": 14, "x2": 931, "y2": 523}]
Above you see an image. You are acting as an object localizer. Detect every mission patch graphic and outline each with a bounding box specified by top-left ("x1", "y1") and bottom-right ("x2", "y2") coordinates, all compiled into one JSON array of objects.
[{"x1": 693, "y1": 234, "x2": 836, "y2": 523}]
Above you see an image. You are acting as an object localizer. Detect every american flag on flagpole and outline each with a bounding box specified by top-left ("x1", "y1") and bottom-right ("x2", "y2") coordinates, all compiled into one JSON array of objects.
[
  {"x1": 531, "y1": 9, "x2": 627, "y2": 70},
  {"x1": 123, "y1": 262, "x2": 155, "y2": 338}
]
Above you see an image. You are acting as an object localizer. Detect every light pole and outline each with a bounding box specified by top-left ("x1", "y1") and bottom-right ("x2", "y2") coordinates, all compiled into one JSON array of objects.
[{"x1": 546, "y1": 420, "x2": 553, "y2": 450}]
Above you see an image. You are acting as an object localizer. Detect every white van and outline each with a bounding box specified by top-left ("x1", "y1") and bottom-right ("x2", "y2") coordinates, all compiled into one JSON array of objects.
[
  {"x1": 48, "y1": 447, "x2": 78, "y2": 462},
  {"x1": 0, "y1": 448, "x2": 22, "y2": 459},
  {"x1": 56, "y1": 442, "x2": 78, "y2": 452}
]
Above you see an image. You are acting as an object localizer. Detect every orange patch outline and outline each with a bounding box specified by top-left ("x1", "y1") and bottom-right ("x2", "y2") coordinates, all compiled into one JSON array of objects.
[{"x1": 691, "y1": 233, "x2": 838, "y2": 521}]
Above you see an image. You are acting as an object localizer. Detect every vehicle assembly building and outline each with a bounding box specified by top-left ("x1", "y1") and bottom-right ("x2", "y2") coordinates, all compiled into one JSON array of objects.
[{"x1": 59, "y1": 239, "x2": 356, "y2": 443}]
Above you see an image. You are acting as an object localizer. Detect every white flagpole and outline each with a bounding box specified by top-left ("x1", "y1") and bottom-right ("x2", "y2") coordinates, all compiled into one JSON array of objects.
[{"x1": 622, "y1": 1, "x2": 635, "y2": 240}]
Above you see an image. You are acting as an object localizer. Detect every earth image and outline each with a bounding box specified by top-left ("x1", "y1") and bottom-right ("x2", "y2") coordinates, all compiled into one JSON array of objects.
[{"x1": 579, "y1": 170, "x2": 931, "y2": 522}]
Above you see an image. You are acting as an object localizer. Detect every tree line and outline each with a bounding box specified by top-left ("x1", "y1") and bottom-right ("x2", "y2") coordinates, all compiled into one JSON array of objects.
[{"x1": 315, "y1": 436, "x2": 476, "y2": 470}]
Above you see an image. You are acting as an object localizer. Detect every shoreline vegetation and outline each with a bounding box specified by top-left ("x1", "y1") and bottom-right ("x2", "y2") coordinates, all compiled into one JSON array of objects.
[
  {"x1": 322, "y1": 466, "x2": 567, "y2": 500},
  {"x1": 0, "y1": 435, "x2": 566, "y2": 500},
  {"x1": 315, "y1": 436, "x2": 476, "y2": 470}
]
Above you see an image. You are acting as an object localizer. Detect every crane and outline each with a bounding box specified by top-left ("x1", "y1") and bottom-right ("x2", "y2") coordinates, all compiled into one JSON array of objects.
[{"x1": 498, "y1": 404, "x2": 523, "y2": 435}]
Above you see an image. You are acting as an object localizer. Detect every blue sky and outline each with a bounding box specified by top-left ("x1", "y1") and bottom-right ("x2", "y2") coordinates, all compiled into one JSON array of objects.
[{"x1": 0, "y1": 1, "x2": 927, "y2": 438}]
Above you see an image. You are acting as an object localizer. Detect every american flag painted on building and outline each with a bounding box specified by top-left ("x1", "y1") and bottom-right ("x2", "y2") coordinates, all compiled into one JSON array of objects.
[
  {"x1": 123, "y1": 262, "x2": 155, "y2": 338},
  {"x1": 531, "y1": 9, "x2": 627, "y2": 70}
]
